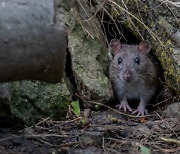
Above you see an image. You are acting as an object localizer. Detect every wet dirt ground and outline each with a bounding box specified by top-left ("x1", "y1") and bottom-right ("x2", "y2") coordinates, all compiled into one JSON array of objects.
[{"x1": 0, "y1": 108, "x2": 179, "y2": 154}]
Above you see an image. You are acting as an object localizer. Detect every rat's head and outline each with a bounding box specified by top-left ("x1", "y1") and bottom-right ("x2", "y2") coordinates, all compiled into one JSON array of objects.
[{"x1": 109, "y1": 38, "x2": 151, "y2": 83}]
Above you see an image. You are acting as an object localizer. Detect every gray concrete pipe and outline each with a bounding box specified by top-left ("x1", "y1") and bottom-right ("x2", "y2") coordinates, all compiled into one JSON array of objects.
[{"x1": 0, "y1": 0, "x2": 66, "y2": 83}]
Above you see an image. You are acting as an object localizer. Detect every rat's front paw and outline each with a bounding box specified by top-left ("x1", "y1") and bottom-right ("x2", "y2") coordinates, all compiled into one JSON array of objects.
[
  {"x1": 132, "y1": 107, "x2": 148, "y2": 116},
  {"x1": 116, "y1": 101, "x2": 132, "y2": 112}
]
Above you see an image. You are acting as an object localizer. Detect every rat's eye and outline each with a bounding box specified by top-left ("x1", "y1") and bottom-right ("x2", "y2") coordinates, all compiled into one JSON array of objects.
[
  {"x1": 135, "y1": 57, "x2": 140, "y2": 64},
  {"x1": 118, "y1": 58, "x2": 122, "y2": 64}
]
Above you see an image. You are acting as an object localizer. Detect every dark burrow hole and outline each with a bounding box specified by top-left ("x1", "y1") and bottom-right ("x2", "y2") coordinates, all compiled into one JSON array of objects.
[
  {"x1": 97, "y1": 11, "x2": 166, "y2": 111},
  {"x1": 65, "y1": 47, "x2": 77, "y2": 100}
]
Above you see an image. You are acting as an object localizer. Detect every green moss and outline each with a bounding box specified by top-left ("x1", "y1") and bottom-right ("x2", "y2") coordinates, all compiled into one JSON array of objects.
[{"x1": 10, "y1": 81, "x2": 70, "y2": 125}]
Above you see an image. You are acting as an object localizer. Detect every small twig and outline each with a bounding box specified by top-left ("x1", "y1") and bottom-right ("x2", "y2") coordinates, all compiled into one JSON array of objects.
[
  {"x1": 0, "y1": 146, "x2": 8, "y2": 154},
  {"x1": 0, "y1": 134, "x2": 68, "y2": 143},
  {"x1": 109, "y1": 0, "x2": 164, "y2": 46},
  {"x1": 99, "y1": 2, "x2": 127, "y2": 40},
  {"x1": 165, "y1": 3, "x2": 180, "y2": 27},
  {"x1": 58, "y1": 141, "x2": 81, "y2": 147},
  {"x1": 75, "y1": 93, "x2": 153, "y2": 118},
  {"x1": 59, "y1": 139, "x2": 94, "y2": 148},
  {"x1": 85, "y1": 0, "x2": 106, "y2": 22},
  {"x1": 35, "y1": 117, "x2": 51, "y2": 126},
  {"x1": 48, "y1": 117, "x2": 82, "y2": 124},
  {"x1": 121, "y1": 0, "x2": 144, "y2": 39},
  {"x1": 36, "y1": 138, "x2": 54, "y2": 146},
  {"x1": 158, "y1": 147, "x2": 180, "y2": 153},
  {"x1": 160, "y1": 137, "x2": 180, "y2": 146},
  {"x1": 90, "y1": 101, "x2": 152, "y2": 118},
  {"x1": 156, "y1": 0, "x2": 180, "y2": 8}
]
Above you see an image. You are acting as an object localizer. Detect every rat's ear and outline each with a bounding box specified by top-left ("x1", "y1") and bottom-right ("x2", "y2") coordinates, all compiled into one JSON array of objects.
[
  {"x1": 109, "y1": 38, "x2": 122, "y2": 55},
  {"x1": 138, "y1": 40, "x2": 151, "y2": 54}
]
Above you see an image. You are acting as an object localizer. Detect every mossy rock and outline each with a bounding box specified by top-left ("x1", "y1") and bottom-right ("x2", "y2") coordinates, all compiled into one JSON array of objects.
[
  {"x1": 10, "y1": 80, "x2": 70, "y2": 125},
  {"x1": 63, "y1": 2, "x2": 113, "y2": 108}
]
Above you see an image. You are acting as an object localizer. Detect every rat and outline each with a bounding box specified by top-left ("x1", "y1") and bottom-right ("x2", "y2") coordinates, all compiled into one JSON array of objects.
[{"x1": 108, "y1": 38, "x2": 158, "y2": 116}]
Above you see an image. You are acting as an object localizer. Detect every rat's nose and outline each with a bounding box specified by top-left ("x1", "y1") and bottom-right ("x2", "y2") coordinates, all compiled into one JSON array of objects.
[{"x1": 124, "y1": 69, "x2": 131, "y2": 82}]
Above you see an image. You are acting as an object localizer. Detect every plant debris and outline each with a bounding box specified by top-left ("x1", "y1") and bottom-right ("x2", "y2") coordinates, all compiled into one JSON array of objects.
[{"x1": 0, "y1": 109, "x2": 179, "y2": 154}]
